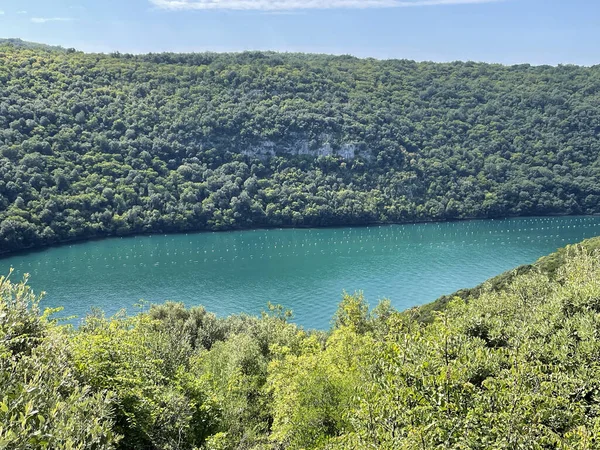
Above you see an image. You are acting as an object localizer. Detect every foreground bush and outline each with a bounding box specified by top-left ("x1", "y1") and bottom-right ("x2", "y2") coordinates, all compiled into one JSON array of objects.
[
  {"x1": 0, "y1": 271, "x2": 117, "y2": 449},
  {"x1": 4, "y1": 240, "x2": 600, "y2": 448}
]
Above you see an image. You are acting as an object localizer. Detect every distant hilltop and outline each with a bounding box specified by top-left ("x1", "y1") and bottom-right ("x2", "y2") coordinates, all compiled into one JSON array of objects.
[{"x1": 0, "y1": 38, "x2": 73, "y2": 53}]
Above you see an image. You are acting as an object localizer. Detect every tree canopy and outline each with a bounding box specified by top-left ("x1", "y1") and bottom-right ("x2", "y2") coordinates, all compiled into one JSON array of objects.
[
  {"x1": 3, "y1": 237, "x2": 600, "y2": 448},
  {"x1": 2, "y1": 44, "x2": 600, "y2": 254}
]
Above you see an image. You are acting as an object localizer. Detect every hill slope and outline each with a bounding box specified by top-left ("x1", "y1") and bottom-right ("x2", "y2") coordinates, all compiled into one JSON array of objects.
[
  {"x1": 1, "y1": 45, "x2": 600, "y2": 254},
  {"x1": 412, "y1": 234, "x2": 600, "y2": 322},
  {"x1": 0, "y1": 38, "x2": 68, "y2": 52},
  {"x1": 3, "y1": 238, "x2": 600, "y2": 448}
]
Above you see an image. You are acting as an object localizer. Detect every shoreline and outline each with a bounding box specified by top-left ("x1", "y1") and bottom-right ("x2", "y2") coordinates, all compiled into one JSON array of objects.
[{"x1": 2, "y1": 212, "x2": 598, "y2": 261}]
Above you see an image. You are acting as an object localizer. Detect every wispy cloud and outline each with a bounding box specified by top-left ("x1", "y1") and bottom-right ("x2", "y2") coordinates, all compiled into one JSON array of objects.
[
  {"x1": 261, "y1": 10, "x2": 307, "y2": 15},
  {"x1": 150, "y1": 0, "x2": 503, "y2": 11},
  {"x1": 17, "y1": 11, "x2": 27, "y2": 14},
  {"x1": 31, "y1": 17, "x2": 75, "y2": 23}
]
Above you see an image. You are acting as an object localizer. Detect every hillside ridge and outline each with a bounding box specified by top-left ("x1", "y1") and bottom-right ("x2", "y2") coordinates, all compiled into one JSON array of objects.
[{"x1": 2, "y1": 44, "x2": 600, "y2": 256}]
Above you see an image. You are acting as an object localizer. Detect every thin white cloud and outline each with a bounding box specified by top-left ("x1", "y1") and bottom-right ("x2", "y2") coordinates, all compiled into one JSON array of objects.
[
  {"x1": 262, "y1": 10, "x2": 306, "y2": 15},
  {"x1": 150, "y1": 0, "x2": 503, "y2": 10},
  {"x1": 17, "y1": 11, "x2": 27, "y2": 14},
  {"x1": 31, "y1": 17, "x2": 75, "y2": 23}
]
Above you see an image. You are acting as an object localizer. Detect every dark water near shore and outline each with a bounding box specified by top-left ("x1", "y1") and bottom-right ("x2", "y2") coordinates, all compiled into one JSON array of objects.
[{"x1": 2, "y1": 216, "x2": 600, "y2": 329}]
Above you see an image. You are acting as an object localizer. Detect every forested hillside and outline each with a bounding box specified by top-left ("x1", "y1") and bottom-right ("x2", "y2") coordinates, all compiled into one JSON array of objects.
[
  {"x1": 0, "y1": 39, "x2": 69, "y2": 53},
  {"x1": 3, "y1": 238, "x2": 600, "y2": 449},
  {"x1": 2, "y1": 43, "x2": 600, "y2": 254}
]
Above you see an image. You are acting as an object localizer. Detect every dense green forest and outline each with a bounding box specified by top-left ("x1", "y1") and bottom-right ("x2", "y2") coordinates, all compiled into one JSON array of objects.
[
  {"x1": 2, "y1": 42, "x2": 600, "y2": 254},
  {"x1": 0, "y1": 39, "x2": 70, "y2": 53},
  {"x1": 3, "y1": 237, "x2": 600, "y2": 449}
]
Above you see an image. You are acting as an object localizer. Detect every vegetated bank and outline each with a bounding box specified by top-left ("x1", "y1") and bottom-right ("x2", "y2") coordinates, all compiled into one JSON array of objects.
[
  {"x1": 2, "y1": 42, "x2": 600, "y2": 255},
  {"x1": 3, "y1": 236, "x2": 600, "y2": 449}
]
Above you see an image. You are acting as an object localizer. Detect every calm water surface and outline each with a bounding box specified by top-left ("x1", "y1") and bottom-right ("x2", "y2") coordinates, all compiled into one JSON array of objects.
[{"x1": 2, "y1": 216, "x2": 600, "y2": 329}]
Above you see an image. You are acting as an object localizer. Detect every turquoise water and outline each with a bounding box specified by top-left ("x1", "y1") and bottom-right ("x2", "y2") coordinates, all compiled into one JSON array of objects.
[{"x1": 1, "y1": 216, "x2": 600, "y2": 329}]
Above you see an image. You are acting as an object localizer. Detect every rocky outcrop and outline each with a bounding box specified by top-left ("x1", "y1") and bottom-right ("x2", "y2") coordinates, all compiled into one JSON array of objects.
[{"x1": 241, "y1": 140, "x2": 365, "y2": 160}]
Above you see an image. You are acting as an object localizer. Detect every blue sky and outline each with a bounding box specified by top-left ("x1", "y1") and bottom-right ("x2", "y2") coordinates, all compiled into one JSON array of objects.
[{"x1": 0, "y1": 0, "x2": 599, "y2": 65}]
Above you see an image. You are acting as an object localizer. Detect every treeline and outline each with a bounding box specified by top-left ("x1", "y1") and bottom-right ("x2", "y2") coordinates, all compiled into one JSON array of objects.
[
  {"x1": 2, "y1": 43, "x2": 600, "y2": 254},
  {"x1": 0, "y1": 39, "x2": 71, "y2": 53},
  {"x1": 3, "y1": 238, "x2": 600, "y2": 449}
]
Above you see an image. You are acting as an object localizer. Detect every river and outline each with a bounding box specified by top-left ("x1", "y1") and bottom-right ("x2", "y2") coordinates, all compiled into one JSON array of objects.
[{"x1": 2, "y1": 216, "x2": 599, "y2": 329}]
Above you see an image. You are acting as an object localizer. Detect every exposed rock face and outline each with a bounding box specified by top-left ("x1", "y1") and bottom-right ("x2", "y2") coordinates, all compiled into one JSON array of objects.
[{"x1": 241, "y1": 140, "x2": 363, "y2": 160}]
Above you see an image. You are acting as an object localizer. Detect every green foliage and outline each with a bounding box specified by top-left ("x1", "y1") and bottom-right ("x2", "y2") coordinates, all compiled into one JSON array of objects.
[
  {"x1": 412, "y1": 235, "x2": 600, "y2": 323},
  {"x1": 0, "y1": 273, "x2": 117, "y2": 449},
  {"x1": 268, "y1": 329, "x2": 371, "y2": 449},
  {"x1": 6, "y1": 240, "x2": 600, "y2": 448},
  {"x1": 0, "y1": 38, "x2": 69, "y2": 53},
  {"x1": 71, "y1": 311, "x2": 216, "y2": 450},
  {"x1": 271, "y1": 245, "x2": 600, "y2": 449},
  {"x1": 2, "y1": 45, "x2": 600, "y2": 254},
  {"x1": 332, "y1": 292, "x2": 370, "y2": 333},
  {"x1": 7, "y1": 41, "x2": 600, "y2": 448},
  {"x1": 71, "y1": 302, "x2": 307, "y2": 449}
]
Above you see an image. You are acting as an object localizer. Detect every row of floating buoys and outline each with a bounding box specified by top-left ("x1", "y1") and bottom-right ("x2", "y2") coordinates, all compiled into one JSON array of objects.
[
  {"x1": 17, "y1": 232, "x2": 596, "y2": 270},
  {"x1": 64, "y1": 218, "x2": 599, "y2": 255},
  {"x1": 19, "y1": 236, "x2": 579, "y2": 273},
  {"x1": 5, "y1": 217, "x2": 600, "y2": 273}
]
